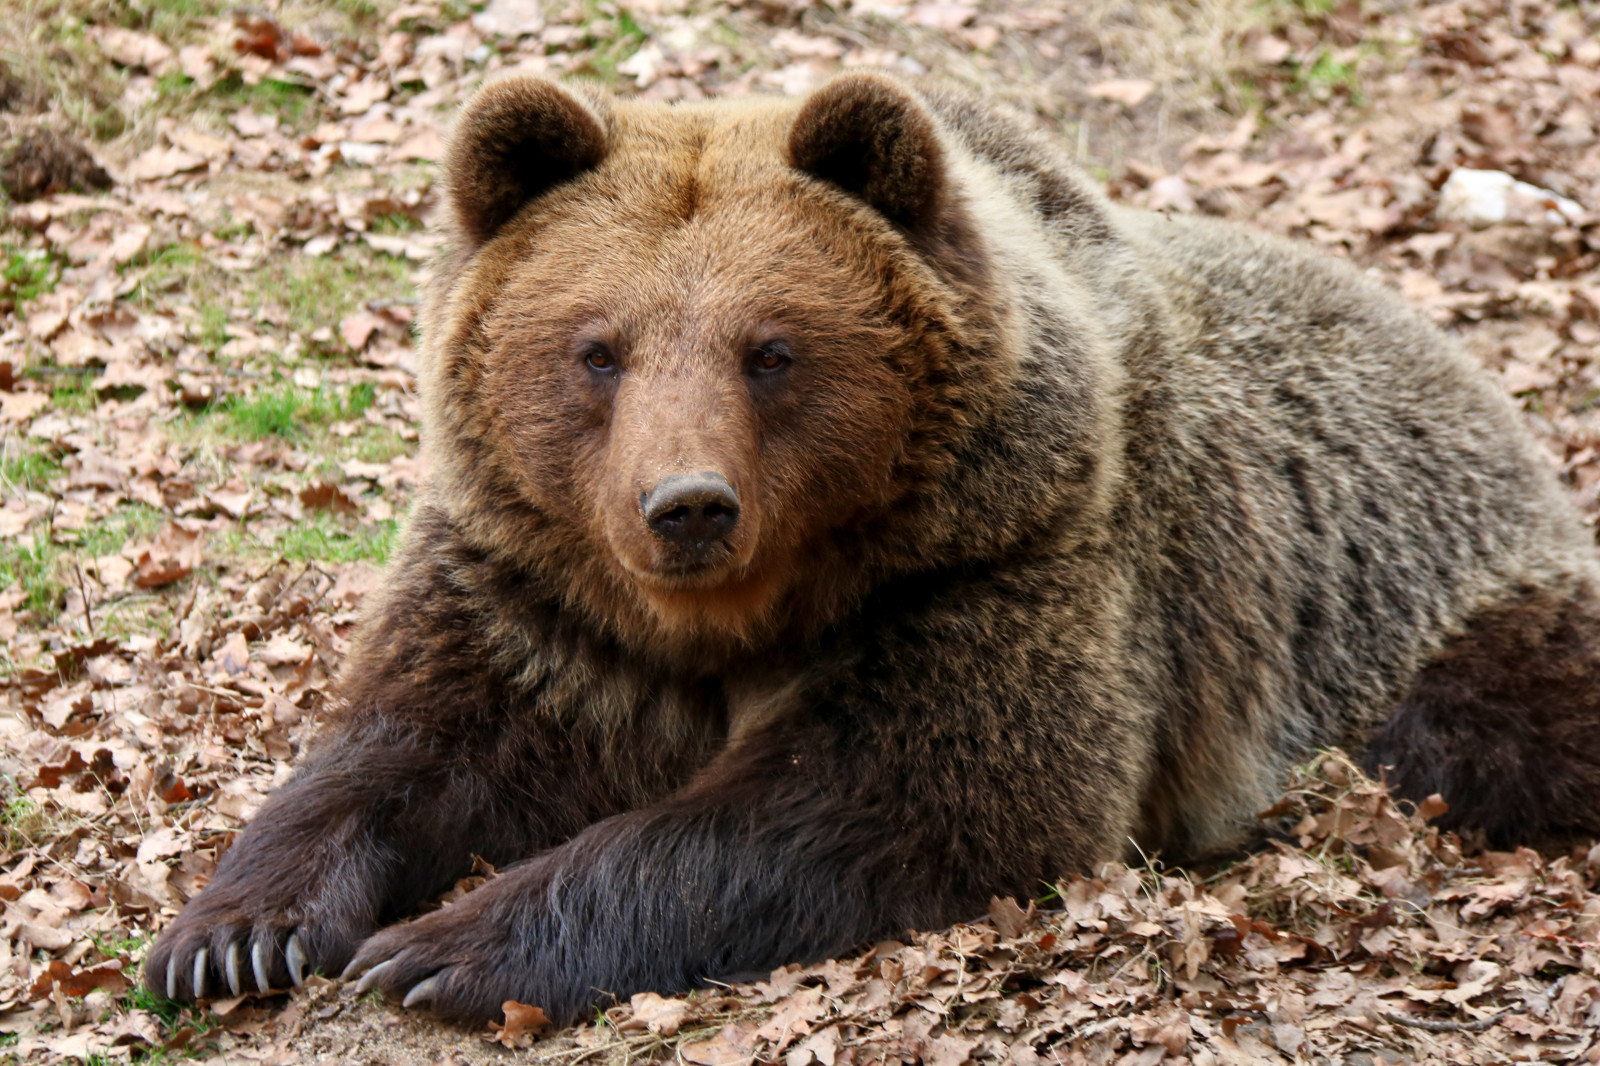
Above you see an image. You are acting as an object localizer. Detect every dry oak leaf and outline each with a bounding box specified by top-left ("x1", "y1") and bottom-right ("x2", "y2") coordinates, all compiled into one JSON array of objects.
[
  {"x1": 0, "y1": 391, "x2": 50, "y2": 422},
  {"x1": 126, "y1": 146, "x2": 206, "y2": 182},
  {"x1": 91, "y1": 26, "x2": 175, "y2": 72},
  {"x1": 680, "y1": 1024, "x2": 758, "y2": 1066},
  {"x1": 1088, "y1": 78, "x2": 1156, "y2": 107},
  {"x1": 129, "y1": 523, "x2": 202, "y2": 588},
  {"x1": 339, "y1": 311, "x2": 383, "y2": 351},
  {"x1": 29, "y1": 959, "x2": 129, "y2": 999},
  {"x1": 299, "y1": 480, "x2": 360, "y2": 515},
  {"x1": 625, "y1": 991, "x2": 691, "y2": 1035},
  {"x1": 988, "y1": 895, "x2": 1034, "y2": 938},
  {"x1": 489, "y1": 1001, "x2": 550, "y2": 1048}
]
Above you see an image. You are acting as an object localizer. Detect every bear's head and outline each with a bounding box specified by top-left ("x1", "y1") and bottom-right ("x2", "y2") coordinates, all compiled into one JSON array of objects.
[{"x1": 418, "y1": 73, "x2": 1103, "y2": 659}]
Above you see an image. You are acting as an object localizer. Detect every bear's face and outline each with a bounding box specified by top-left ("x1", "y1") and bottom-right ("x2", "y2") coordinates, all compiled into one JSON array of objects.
[
  {"x1": 482, "y1": 202, "x2": 918, "y2": 628},
  {"x1": 423, "y1": 76, "x2": 1000, "y2": 651}
]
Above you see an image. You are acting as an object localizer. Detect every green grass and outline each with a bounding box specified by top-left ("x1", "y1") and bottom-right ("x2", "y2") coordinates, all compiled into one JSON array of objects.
[
  {"x1": 0, "y1": 787, "x2": 46, "y2": 850},
  {"x1": 51, "y1": 375, "x2": 98, "y2": 414},
  {"x1": 113, "y1": 0, "x2": 225, "y2": 35},
  {"x1": 254, "y1": 249, "x2": 413, "y2": 337},
  {"x1": 0, "y1": 536, "x2": 64, "y2": 619},
  {"x1": 194, "y1": 301, "x2": 230, "y2": 353},
  {"x1": 63, "y1": 503, "x2": 166, "y2": 557},
  {"x1": 127, "y1": 244, "x2": 413, "y2": 347},
  {"x1": 211, "y1": 382, "x2": 376, "y2": 439},
  {"x1": 91, "y1": 929, "x2": 150, "y2": 967},
  {"x1": 277, "y1": 514, "x2": 397, "y2": 563},
  {"x1": 0, "y1": 444, "x2": 63, "y2": 494},
  {"x1": 352, "y1": 425, "x2": 410, "y2": 464},
  {"x1": 1291, "y1": 49, "x2": 1360, "y2": 101},
  {"x1": 0, "y1": 503, "x2": 165, "y2": 627},
  {"x1": 3, "y1": 244, "x2": 61, "y2": 305},
  {"x1": 219, "y1": 513, "x2": 399, "y2": 565},
  {"x1": 207, "y1": 74, "x2": 317, "y2": 124},
  {"x1": 370, "y1": 212, "x2": 422, "y2": 235},
  {"x1": 571, "y1": 2, "x2": 648, "y2": 83}
]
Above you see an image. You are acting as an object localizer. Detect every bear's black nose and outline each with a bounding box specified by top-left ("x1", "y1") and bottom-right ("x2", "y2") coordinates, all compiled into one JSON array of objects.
[{"x1": 642, "y1": 472, "x2": 740, "y2": 549}]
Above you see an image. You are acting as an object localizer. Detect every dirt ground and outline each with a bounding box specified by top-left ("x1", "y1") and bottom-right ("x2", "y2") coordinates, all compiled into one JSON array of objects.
[{"x1": 2, "y1": 0, "x2": 1599, "y2": 1062}]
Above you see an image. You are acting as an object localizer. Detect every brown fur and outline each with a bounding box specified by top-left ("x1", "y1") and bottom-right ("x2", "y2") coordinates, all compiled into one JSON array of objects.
[{"x1": 144, "y1": 73, "x2": 1600, "y2": 1024}]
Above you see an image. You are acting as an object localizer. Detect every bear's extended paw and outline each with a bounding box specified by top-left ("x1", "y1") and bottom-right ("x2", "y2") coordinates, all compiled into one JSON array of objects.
[
  {"x1": 144, "y1": 888, "x2": 370, "y2": 1003},
  {"x1": 339, "y1": 893, "x2": 530, "y2": 1026}
]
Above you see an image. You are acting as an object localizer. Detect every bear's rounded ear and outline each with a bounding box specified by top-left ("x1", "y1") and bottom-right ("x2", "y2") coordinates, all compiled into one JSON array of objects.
[
  {"x1": 445, "y1": 75, "x2": 611, "y2": 246},
  {"x1": 788, "y1": 73, "x2": 948, "y2": 235}
]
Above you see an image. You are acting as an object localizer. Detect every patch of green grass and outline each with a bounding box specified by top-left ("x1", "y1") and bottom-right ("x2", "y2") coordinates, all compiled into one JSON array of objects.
[
  {"x1": 91, "y1": 929, "x2": 150, "y2": 965},
  {"x1": 1291, "y1": 49, "x2": 1360, "y2": 101},
  {"x1": 65, "y1": 504, "x2": 166, "y2": 558},
  {"x1": 3, "y1": 244, "x2": 61, "y2": 305},
  {"x1": 1, "y1": 783, "x2": 48, "y2": 849},
  {"x1": 154, "y1": 70, "x2": 197, "y2": 99},
  {"x1": 277, "y1": 514, "x2": 398, "y2": 564},
  {"x1": 369, "y1": 212, "x2": 422, "y2": 235},
  {"x1": 1278, "y1": 0, "x2": 1336, "y2": 14},
  {"x1": 0, "y1": 443, "x2": 63, "y2": 494},
  {"x1": 326, "y1": 0, "x2": 382, "y2": 17},
  {"x1": 0, "y1": 536, "x2": 61, "y2": 617},
  {"x1": 206, "y1": 74, "x2": 317, "y2": 125},
  {"x1": 195, "y1": 301, "x2": 230, "y2": 353},
  {"x1": 250, "y1": 249, "x2": 413, "y2": 338},
  {"x1": 125, "y1": 241, "x2": 213, "y2": 304},
  {"x1": 352, "y1": 425, "x2": 410, "y2": 464},
  {"x1": 572, "y1": 1, "x2": 648, "y2": 83},
  {"x1": 212, "y1": 382, "x2": 377, "y2": 440},
  {"x1": 110, "y1": 0, "x2": 223, "y2": 43},
  {"x1": 51, "y1": 375, "x2": 98, "y2": 414}
]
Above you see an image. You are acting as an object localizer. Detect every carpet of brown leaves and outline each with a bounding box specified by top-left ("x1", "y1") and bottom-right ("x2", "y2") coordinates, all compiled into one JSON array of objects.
[{"x1": 0, "y1": 0, "x2": 1597, "y2": 1062}]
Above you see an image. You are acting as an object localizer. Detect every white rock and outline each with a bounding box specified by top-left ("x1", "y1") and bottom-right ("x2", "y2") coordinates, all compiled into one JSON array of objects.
[{"x1": 1437, "y1": 168, "x2": 1584, "y2": 228}]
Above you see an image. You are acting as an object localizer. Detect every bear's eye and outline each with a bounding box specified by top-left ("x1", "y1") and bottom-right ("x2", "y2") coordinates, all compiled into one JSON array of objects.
[
  {"x1": 582, "y1": 343, "x2": 617, "y2": 373},
  {"x1": 748, "y1": 341, "x2": 792, "y2": 375}
]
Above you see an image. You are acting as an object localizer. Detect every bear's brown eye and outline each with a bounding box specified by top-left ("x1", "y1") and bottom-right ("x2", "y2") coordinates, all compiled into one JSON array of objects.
[
  {"x1": 583, "y1": 344, "x2": 616, "y2": 373},
  {"x1": 748, "y1": 341, "x2": 792, "y2": 375}
]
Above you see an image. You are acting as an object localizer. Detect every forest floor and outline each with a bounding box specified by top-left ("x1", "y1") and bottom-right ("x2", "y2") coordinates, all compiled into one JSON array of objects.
[{"x1": 1, "y1": 0, "x2": 1599, "y2": 1062}]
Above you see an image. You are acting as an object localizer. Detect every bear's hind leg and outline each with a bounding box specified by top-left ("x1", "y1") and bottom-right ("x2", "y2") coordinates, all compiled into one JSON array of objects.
[{"x1": 1363, "y1": 576, "x2": 1600, "y2": 845}]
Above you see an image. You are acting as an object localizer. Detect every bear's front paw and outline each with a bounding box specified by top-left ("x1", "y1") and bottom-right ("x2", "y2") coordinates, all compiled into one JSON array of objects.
[
  {"x1": 340, "y1": 893, "x2": 531, "y2": 1025},
  {"x1": 145, "y1": 888, "x2": 370, "y2": 1003}
]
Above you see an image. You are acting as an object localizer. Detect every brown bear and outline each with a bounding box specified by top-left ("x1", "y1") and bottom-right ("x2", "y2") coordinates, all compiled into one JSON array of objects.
[{"x1": 144, "y1": 72, "x2": 1600, "y2": 1025}]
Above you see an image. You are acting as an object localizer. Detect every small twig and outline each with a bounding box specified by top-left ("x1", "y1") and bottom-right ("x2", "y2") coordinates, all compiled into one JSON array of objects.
[
  {"x1": 72, "y1": 561, "x2": 94, "y2": 638},
  {"x1": 1382, "y1": 1006, "x2": 1522, "y2": 1033}
]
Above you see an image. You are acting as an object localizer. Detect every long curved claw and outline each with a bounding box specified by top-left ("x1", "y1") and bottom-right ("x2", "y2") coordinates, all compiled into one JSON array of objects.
[
  {"x1": 285, "y1": 932, "x2": 306, "y2": 987},
  {"x1": 192, "y1": 947, "x2": 208, "y2": 1000},
  {"x1": 401, "y1": 974, "x2": 440, "y2": 1009},
  {"x1": 355, "y1": 959, "x2": 397, "y2": 995},
  {"x1": 252, "y1": 937, "x2": 271, "y2": 993},
  {"x1": 225, "y1": 941, "x2": 242, "y2": 997},
  {"x1": 165, "y1": 957, "x2": 177, "y2": 1002}
]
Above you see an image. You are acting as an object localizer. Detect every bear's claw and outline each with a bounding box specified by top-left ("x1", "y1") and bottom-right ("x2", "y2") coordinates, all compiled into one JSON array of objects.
[
  {"x1": 401, "y1": 974, "x2": 442, "y2": 1008},
  {"x1": 349, "y1": 957, "x2": 397, "y2": 994},
  {"x1": 285, "y1": 932, "x2": 306, "y2": 986},
  {"x1": 148, "y1": 922, "x2": 334, "y2": 1004}
]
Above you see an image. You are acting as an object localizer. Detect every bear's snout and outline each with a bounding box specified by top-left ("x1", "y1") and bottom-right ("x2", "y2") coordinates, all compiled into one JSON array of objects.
[{"x1": 642, "y1": 472, "x2": 740, "y2": 557}]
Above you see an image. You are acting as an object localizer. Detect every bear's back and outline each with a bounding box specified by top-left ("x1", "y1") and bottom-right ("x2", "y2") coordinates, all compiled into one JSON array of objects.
[{"x1": 912, "y1": 89, "x2": 1596, "y2": 850}]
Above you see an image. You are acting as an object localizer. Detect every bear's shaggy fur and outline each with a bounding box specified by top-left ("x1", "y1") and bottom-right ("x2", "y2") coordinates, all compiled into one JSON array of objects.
[{"x1": 145, "y1": 73, "x2": 1600, "y2": 1024}]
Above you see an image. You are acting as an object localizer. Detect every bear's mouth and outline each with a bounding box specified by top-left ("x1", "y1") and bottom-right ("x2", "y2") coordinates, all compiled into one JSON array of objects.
[{"x1": 628, "y1": 561, "x2": 789, "y2": 636}]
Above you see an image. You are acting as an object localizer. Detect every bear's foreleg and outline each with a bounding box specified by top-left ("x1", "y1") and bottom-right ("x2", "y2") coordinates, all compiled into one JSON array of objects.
[
  {"x1": 141, "y1": 716, "x2": 507, "y2": 1001},
  {"x1": 145, "y1": 506, "x2": 718, "y2": 1003},
  {"x1": 343, "y1": 572, "x2": 1143, "y2": 1024}
]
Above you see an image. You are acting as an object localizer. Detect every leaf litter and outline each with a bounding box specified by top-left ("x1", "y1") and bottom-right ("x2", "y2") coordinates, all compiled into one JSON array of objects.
[{"x1": 0, "y1": 0, "x2": 1598, "y2": 1061}]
